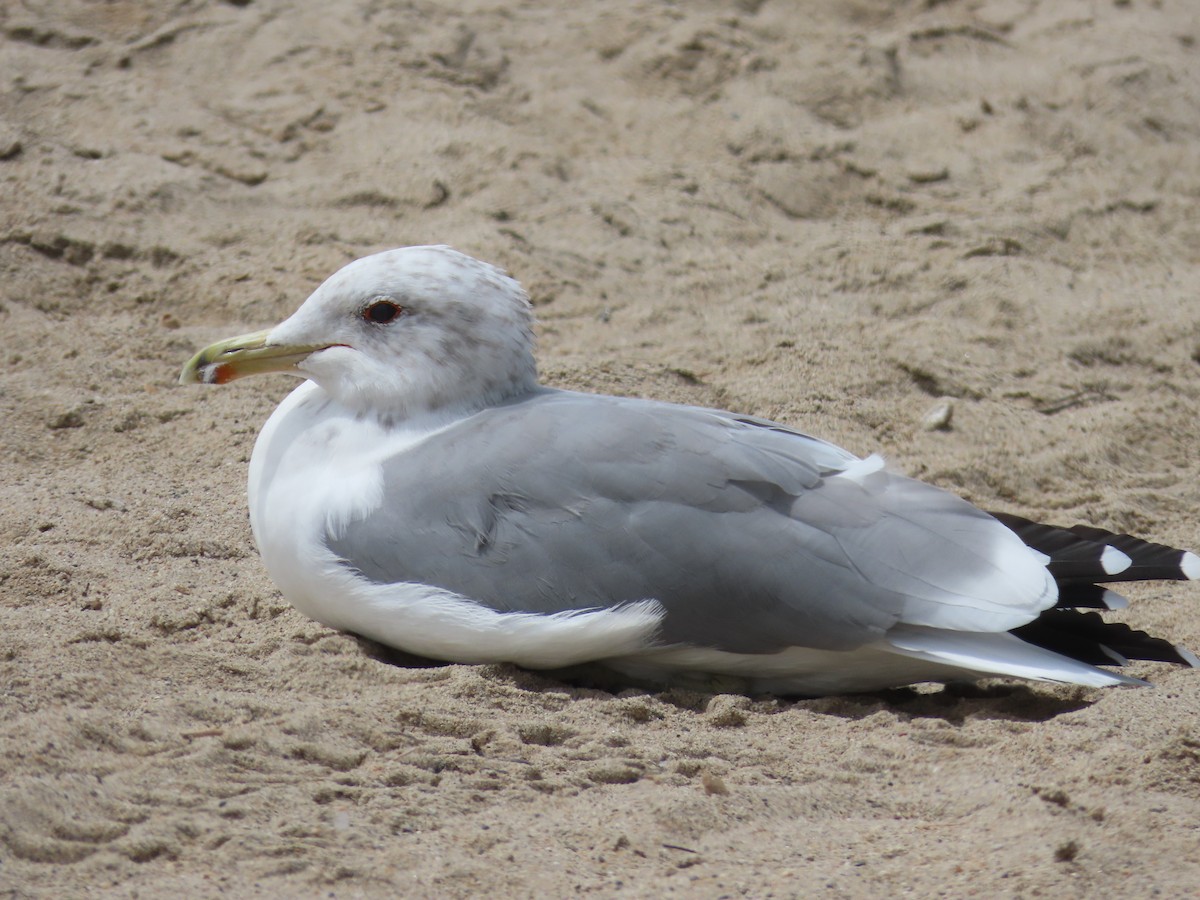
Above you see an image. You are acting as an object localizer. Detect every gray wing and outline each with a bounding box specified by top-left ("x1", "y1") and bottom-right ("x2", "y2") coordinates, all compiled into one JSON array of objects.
[{"x1": 328, "y1": 389, "x2": 1052, "y2": 654}]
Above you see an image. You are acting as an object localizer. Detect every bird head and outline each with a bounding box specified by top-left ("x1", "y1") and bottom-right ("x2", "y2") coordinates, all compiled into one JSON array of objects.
[{"x1": 180, "y1": 245, "x2": 539, "y2": 418}]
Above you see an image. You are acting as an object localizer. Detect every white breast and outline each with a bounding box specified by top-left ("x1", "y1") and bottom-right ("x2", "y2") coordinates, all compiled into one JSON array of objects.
[{"x1": 246, "y1": 381, "x2": 665, "y2": 667}]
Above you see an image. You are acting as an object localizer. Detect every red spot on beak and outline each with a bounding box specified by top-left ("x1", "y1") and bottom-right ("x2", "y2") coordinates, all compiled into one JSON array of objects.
[{"x1": 211, "y1": 364, "x2": 237, "y2": 385}]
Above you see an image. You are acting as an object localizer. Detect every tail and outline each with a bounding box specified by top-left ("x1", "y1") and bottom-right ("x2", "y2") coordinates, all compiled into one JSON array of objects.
[{"x1": 992, "y1": 513, "x2": 1200, "y2": 675}]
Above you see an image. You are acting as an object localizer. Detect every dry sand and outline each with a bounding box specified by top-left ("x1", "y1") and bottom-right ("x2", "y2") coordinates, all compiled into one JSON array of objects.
[{"x1": 3, "y1": 1, "x2": 1200, "y2": 896}]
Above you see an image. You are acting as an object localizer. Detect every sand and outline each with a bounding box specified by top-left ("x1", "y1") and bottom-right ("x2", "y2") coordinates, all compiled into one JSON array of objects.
[{"x1": 2, "y1": 1, "x2": 1199, "y2": 896}]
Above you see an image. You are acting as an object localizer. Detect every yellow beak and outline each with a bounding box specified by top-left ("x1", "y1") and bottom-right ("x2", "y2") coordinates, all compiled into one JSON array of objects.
[{"x1": 178, "y1": 330, "x2": 332, "y2": 385}]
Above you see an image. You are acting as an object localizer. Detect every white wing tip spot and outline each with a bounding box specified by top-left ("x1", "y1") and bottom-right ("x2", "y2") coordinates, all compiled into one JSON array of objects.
[
  {"x1": 1181, "y1": 551, "x2": 1200, "y2": 581},
  {"x1": 1100, "y1": 588, "x2": 1129, "y2": 610},
  {"x1": 1098, "y1": 644, "x2": 1130, "y2": 666},
  {"x1": 1100, "y1": 545, "x2": 1132, "y2": 576},
  {"x1": 1176, "y1": 644, "x2": 1200, "y2": 669}
]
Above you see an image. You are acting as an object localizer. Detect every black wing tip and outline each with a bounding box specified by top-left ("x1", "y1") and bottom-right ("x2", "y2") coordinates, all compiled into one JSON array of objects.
[
  {"x1": 991, "y1": 512, "x2": 1200, "y2": 584},
  {"x1": 1014, "y1": 609, "x2": 1200, "y2": 670},
  {"x1": 1053, "y1": 584, "x2": 1129, "y2": 611}
]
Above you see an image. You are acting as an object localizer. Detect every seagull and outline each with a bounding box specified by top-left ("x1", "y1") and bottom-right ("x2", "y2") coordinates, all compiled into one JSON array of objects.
[{"x1": 179, "y1": 245, "x2": 1199, "y2": 695}]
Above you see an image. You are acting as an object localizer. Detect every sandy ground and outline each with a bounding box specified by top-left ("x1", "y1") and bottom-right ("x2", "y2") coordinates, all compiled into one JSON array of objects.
[{"x1": 2, "y1": 1, "x2": 1200, "y2": 896}]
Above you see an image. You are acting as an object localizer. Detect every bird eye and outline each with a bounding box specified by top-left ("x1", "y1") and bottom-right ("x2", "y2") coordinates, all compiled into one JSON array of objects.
[{"x1": 363, "y1": 299, "x2": 403, "y2": 325}]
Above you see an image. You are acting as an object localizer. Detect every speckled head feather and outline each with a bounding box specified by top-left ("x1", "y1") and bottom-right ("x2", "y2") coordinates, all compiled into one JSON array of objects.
[{"x1": 267, "y1": 245, "x2": 539, "y2": 418}]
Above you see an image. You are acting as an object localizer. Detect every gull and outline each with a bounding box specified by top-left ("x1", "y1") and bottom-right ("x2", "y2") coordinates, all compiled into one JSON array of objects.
[{"x1": 180, "y1": 245, "x2": 1199, "y2": 695}]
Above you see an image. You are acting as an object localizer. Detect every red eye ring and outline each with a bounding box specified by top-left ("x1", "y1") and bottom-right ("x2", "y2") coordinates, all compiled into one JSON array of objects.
[{"x1": 363, "y1": 299, "x2": 403, "y2": 324}]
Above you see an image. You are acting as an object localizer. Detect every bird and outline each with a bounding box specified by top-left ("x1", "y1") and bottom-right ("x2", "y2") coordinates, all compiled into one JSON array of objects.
[{"x1": 179, "y1": 245, "x2": 1199, "y2": 696}]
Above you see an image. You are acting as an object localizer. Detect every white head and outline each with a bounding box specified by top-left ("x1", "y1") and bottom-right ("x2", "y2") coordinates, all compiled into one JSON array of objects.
[{"x1": 181, "y1": 245, "x2": 540, "y2": 419}]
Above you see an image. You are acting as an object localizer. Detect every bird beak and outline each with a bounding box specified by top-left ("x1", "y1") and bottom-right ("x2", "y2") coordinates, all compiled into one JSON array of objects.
[{"x1": 179, "y1": 330, "x2": 331, "y2": 385}]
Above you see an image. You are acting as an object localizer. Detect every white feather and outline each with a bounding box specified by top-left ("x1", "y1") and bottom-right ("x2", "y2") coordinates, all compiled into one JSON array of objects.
[{"x1": 885, "y1": 625, "x2": 1145, "y2": 687}]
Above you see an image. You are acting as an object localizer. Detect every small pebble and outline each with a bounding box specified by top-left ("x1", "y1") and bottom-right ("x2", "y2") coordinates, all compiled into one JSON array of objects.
[
  {"x1": 701, "y1": 770, "x2": 729, "y2": 795},
  {"x1": 921, "y1": 399, "x2": 954, "y2": 431}
]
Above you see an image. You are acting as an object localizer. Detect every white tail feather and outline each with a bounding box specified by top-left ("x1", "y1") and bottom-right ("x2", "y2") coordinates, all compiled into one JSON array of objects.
[{"x1": 886, "y1": 625, "x2": 1147, "y2": 688}]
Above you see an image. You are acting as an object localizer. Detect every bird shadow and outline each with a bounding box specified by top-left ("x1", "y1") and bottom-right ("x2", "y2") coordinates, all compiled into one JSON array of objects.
[
  {"x1": 354, "y1": 636, "x2": 454, "y2": 671},
  {"x1": 790, "y1": 682, "x2": 1094, "y2": 724},
  {"x1": 353, "y1": 635, "x2": 1093, "y2": 724}
]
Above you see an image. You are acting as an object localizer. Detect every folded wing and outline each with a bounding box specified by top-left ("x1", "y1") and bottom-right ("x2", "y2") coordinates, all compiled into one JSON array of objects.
[{"x1": 328, "y1": 390, "x2": 1056, "y2": 656}]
